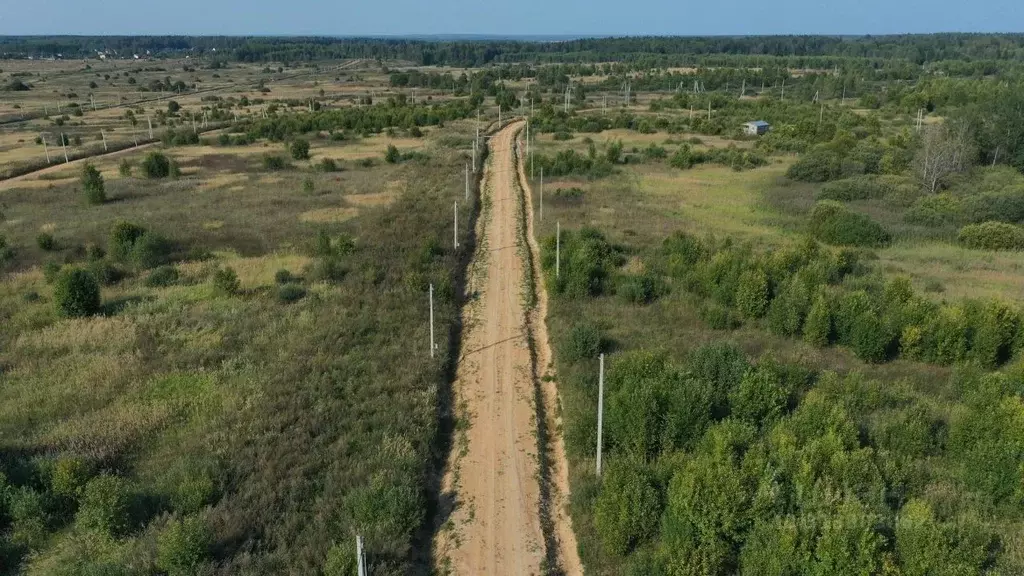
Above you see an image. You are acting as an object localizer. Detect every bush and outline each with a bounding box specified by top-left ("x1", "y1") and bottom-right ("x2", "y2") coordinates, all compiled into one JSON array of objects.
[
  {"x1": 108, "y1": 220, "x2": 147, "y2": 261},
  {"x1": 37, "y1": 232, "x2": 55, "y2": 251},
  {"x1": 88, "y1": 260, "x2": 127, "y2": 286},
  {"x1": 53, "y1": 268, "x2": 101, "y2": 317},
  {"x1": 803, "y1": 292, "x2": 834, "y2": 347},
  {"x1": 729, "y1": 361, "x2": 789, "y2": 427},
  {"x1": 851, "y1": 311, "x2": 891, "y2": 363},
  {"x1": 904, "y1": 193, "x2": 962, "y2": 227},
  {"x1": 277, "y1": 283, "x2": 306, "y2": 303},
  {"x1": 118, "y1": 159, "x2": 132, "y2": 177},
  {"x1": 263, "y1": 155, "x2": 287, "y2": 170},
  {"x1": 274, "y1": 269, "x2": 295, "y2": 284},
  {"x1": 563, "y1": 322, "x2": 602, "y2": 362},
  {"x1": 767, "y1": 275, "x2": 811, "y2": 337},
  {"x1": 699, "y1": 302, "x2": 741, "y2": 330},
  {"x1": 145, "y1": 265, "x2": 180, "y2": 287},
  {"x1": 302, "y1": 177, "x2": 315, "y2": 194},
  {"x1": 141, "y1": 152, "x2": 171, "y2": 178},
  {"x1": 131, "y1": 232, "x2": 173, "y2": 269},
  {"x1": 76, "y1": 475, "x2": 132, "y2": 536},
  {"x1": 809, "y1": 201, "x2": 891, "y2": 247},
  {"x1": 156, "y1": 516, "x2": 212, "y2": 576},
  {"x1": 81, "y1": 162, "x2": 106, "y2": 204},
  {"x1": 289, "y1": 138, "x2": 310, "y2": 160},
  {"x1": 212, "y1": 267, "x2": 240, "y2": 295},
  {"x1": 957, "y1": 222, "x2": 1024, "y2": 251},
  {"x1": 787, "y1": 148, "x2": 842, "y2": 182},
  {"x1": 384, "y1": 144, "x2": 400, "y2": 164},
  {"x1": 317, "y1": 157, "x2": 339, "y2": 172},
  {"x1": 736, "y1": 269, "x2": 769, "y2": 319},
  {"x1": 817, "y1": 175, "x2": 894, "y2": 202},
  {"x1": 594, "y1": 464, "x2": 662, "y2": 556},
  {"x1": 617, "y1": 272, "x2": 661, "y2": 305},
  {"x1": 9, "y1": 487, "x2": 49, "y2": 550}
]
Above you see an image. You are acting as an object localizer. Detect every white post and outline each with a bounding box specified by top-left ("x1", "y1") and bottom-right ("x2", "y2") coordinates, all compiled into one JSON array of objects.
[
  {"x1": 132, "y1": 123, "x2": 138, "y2": 147},
  {"x1": 91, "y1": 94, "x2": 95, "y2": 111},
  {"x1": 465, "y1": 163, "x2": 469, "y2": 202},
  {"x1": 41, "y1": 134, "x2": 50, "y2": 163},
  {"x1": 556, "y1": 221, "x2": 560, "y2": 278},
  {"x1": 498, "y1": 104, "x2": 501, "y2": 126},
  {"x1": 429, "y1": 283, "x2": 435, "y2": 358},
  {"x1": 61, "y1": 133, "x2": 69, "y2": 163},
  {"x1": 472, "y1": 140, "x2": 477, "y2": 174},
  {"x1": 356, "y1": 535, "x2": 367, "y2": 576},
  {"x1": 539, "y1": 168, "x2": 543, "y2": 222},
  {"x1": 708, "y1": 100, "x2": 712, "y2": 120},
  {"x1": 148, "y1": 116, "x2": 153, "y2": 139},
  {"x1": 101, "y1": 130, "x2": 107, "y2": 151},
  {"x1": 454, "y1": 201, "x2": 459, "y2": 250},
  {"x1": 596, "y1": 353, "x2": 605, "y2": 477}
]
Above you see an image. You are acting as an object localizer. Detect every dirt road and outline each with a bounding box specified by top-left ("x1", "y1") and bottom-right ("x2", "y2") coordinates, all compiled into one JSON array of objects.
[{"x1": 435, "y1": 122, "x2": 581, "y2": 575}]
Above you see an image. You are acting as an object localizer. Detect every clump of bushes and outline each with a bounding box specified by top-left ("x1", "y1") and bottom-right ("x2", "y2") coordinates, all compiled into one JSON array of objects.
[
  {"x1": 156, "y1": 516, "x2": 212, "y2": 576},
  {"x1": 957, "y1": 222, "x2": 1024, "y2": 251},
  {"x1": 277, "y1": 283, "x2": 307, "y2": 303},
  {"x1": 36, "y1": 233, "x2": 55, "y2": 251},
  {"x1": 53, "y1": 268, "x2": 101, "y2": 317},
  {"x1": 263, "y1": 155, "x2": 288, "y2": 171},
  {"x1": 817, "y1": 175, "x2": 900, "y2": 202},
  {"x1": 141, "y1": 152, "x2": 172, "y2": 179},
  {"x1": 563, "y1": 322, "x2": 602, "y2": 362},
  {"x1": 212, "y1": 267, "x2": 240, "y2": 295},
  {"x1": 290, "y1": 138, "x2": 310, "y2": 160},
  {"x1": 108, "y1": 221, "x2": 173, "y2": 269},
  {"x1": 317, "y1": 157, "x2": 340, "y2": 172},
  {"x1": 808, "y1": 201, "x2": 891, "y2": 247},
  {"x1": 543, "y1": 227, "x2": 622, "y2": 298},
  {"x1": 145, "y1": 265, "x2": 180, "y2": 287},
  {"x1": 76, "y1": 474, "x2": 132, "y2": 536},
  {"x1": 904, "y1": 193, "x2": 962, "y2": 227}
]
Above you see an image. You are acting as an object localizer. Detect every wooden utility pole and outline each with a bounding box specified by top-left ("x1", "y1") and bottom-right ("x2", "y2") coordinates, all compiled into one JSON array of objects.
[
  {"x1": 454, "y1": 201, "x2": 459, "y2": 250},
  {"x1": 101, "y1": 130, "x2": 107, "y2": 151},
  {"x1": 556, "y1": 221, "x2": 560, "y2": 278},
  {"x1": 465, "y1": 163, "x2": 469, "y2": 201},
  {"x1": 356, "y1": 535, "x2": 367, "y2": 576},
  {"x1": 539, "y1": 168, "x2": 544, "y2": 222},
  {"x1": 148, "y1": 116, "x2": 154, "y2": 139},
  {"x1": 60, "y1": 133, "x2": 69, "y2": 163},
  {"x1": 596, "y1": 353, "x2": 605, "y2": 476},
  {"x1": 41, "y1": 134, "x2": 50, "y2": 163},
  {"x1": 429, "y1": 284, "x2": 435, "y2": 358}
]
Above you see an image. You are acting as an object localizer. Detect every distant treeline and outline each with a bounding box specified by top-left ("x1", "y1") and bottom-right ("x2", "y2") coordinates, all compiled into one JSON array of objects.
[{"x1": 4, "y1": 34, "x2": 1024, "y2": 67}]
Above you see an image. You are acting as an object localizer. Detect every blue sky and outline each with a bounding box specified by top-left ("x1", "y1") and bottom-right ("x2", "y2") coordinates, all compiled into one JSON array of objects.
[{"x1": 1, "y1": 0, "x2": 1021, "y2": 36}]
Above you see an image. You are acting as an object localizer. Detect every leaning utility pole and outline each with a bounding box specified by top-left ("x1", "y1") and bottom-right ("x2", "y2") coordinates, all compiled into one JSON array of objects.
[
  {"x1": 100, "y1": 129, "x2": 107, "y2": 151},
  {"x1": 556, "y1": 221, "x2": 561, "y2": 278},
  {"x1": 60, "y1": 133, "x2": 69, "y2": 163},
  {"x1": 41, "y1": 134, "x2": 50, "y2": 163},
  {"x1": 454, "y1": 201, "x2": 459, "y2": 250},
  {"x1": 596, "y1": 353, "x2": 605, "y2": 477},
  {"x1": 429, "y1": 283, "x2": 435, "y2": 358}
]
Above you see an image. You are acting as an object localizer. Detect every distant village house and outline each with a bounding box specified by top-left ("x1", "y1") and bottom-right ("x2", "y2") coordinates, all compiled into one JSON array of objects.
[{"x1": 743, "y1": 120, "x2": 771, "y2": 136}]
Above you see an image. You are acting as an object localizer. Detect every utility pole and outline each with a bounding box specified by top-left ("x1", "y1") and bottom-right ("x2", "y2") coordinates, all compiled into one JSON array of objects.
[
  {"x1": 465, "y1": 163, "x2": 469, "y2": 201},
  {"x1": 498, "y1": 104, "x2": 502, "y2": 126},
  {"x1": 454, "y1": 201, "x2": 459, "y2": 250},
  {"x1": 148, "y1": 116, "x2": 154, "y2": 139},
  {"x1": 781, "y1": 79, "x2": 785, "y2": 101},
  {"x1": 60, "y1": 133, "x2": 69, "y2": 163},
  {"x1": 539, "y1": 168, "x2": 543, "y2": 222},
  {"x1": 472, "y1": 139, "x2": 477, "y2": 174},
  {"x1": 556, "y1": 221, "x2": 560, "y2": 278},
  {"x1": 596, "y1": 353, "x2": 605, "y2": 477},
  {"x1": 740, "y1": 79, "x2": 745, "y2": 98},
  {"x1": 356, "y1": 535, "x2": 367, "y2": 576},
  {"x1": 708, "y1": 99, "x2": 712, "y2": 120},
  {"x1": 819, "y1": 103, "x2": 824, "y2": 124},
  {"x1": 41, "y1": 134, "x2": 50, "y2": 163},
  {"x1": 101, "y1": 129, "x2": 107, "y2": 151},
  {"x1": 429, "y1": 283, "x2": 435, "y2": 358}
]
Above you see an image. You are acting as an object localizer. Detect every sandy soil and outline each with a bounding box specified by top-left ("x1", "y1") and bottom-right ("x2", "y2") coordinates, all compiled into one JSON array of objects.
[
  {"x1": 435, "y1": 121, "x2": 583, "y2": 575},
  {"x1": 434, "y1": 123, "x2": 543, "y2": 575}
]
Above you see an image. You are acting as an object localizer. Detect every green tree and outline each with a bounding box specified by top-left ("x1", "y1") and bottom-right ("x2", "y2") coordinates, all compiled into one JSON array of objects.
[
  {"x1": 594, "y1": 463, "x2": 662, "y2": 556},
  {"x1": 81, "y1": 162, "x2": 106, "y2": 204},
  {"x1": 736, "y1": 268, "x2": 770, "y2": 319},
  {"x1": 157, "y1": 516, "x2": 212, "y2": 576},
  {"x1": 141, "y1": 151, "x2": 171, "y2": 178},
  {"x1": 729, "y1": 361, "x2": 789, "y2": 427},
  {"x1": 76, "y1": 475, "x2": 132, "y2": 536},
  {"x1": 290, "y1": 138, "x2": 310, "y2": 160},
  {"x1": 212, "y1": 266, "x2": 240, "y2": 295},
  {"x1": 803, "y1": 291, "x2": 834, "y2": 347},
  {"x1": 385, "y1": 144, "x2": 400, "y2": 164},
  {"x1": 53, "y1": 268, "x2": 101, "y2": 317}
]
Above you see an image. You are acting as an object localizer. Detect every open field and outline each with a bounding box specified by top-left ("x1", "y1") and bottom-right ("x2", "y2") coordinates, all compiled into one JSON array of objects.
[{"x1": 4, "y1": 33, "x2": 1024, "y2": 576}]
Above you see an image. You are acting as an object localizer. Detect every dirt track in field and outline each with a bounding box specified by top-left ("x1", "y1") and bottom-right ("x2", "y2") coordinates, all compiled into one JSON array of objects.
[{"x1": 434, "y1": 121, "x2": 582, "y2": 575}]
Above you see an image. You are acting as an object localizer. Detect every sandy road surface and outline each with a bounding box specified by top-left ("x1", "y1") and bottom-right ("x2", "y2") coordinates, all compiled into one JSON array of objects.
[{"x1": 435, "y1": 122, "x2": 552, "y2": 575}]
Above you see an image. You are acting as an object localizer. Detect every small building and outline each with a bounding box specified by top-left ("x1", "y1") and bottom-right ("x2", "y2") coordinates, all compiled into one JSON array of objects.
[{"x1": 743, "y1": 120, "x2": 771, "y2": 136}]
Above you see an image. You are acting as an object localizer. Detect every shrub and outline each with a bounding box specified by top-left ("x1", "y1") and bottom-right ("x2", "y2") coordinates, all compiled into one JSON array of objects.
[
  {"x1": 962, "y1": 190, "x2": 1024, "y2": 225},
  {"x1": 131, "y1": 232, "x2": 173, "y2": 269},
  {"x1": 81, "y1": 162, "x2": 106, "y2": 204},
  {"x1": 88, "y1": 260, "x2": 127, "y2": 286},
  {"x1": 141, "y1": 152, "x2": 171, "y2": 178},
  {"x1": 803, "y1": 292, "x2": 834, "y2": 347},
  {"x1": 76, "y1": 475, "x2": 132, "y2": 536},
  {"x1": 169, "y1": 160, "x2": 181, "y2": 178},
  {"x1": 563, "y1": 322, "x2": 602, "y2": 362},
  {"x1": 289, "y1": 138, "x2": 310, "y2": 160},
  {"x1": 277, "y1": 283, "x2": 306, "y2": 303},
  {"x1": 302, "y1": 177, "x2": 315, "y2": 194},
  {"x1": 274, "y1": 269, "x2": 295, "y2": 284},
  {"x1": 53, "y1": 268, "x2": 101, "y2": 317},
  {"x1": 156, "y1": 516, "x2": 212, "y2": 576},
  {"x1": 817, "y1": 175, "x2": 894, "y2": 202},
  {"x1": 145, "y1": 265, "x2": 180, "y2": 287},
  {"x1": 51, "y1": 457, "x2": 91, "y2": 499},
  {"x1": 736, "y1": 269, "x2": 769, "y2": 319},
  {"x1": 617, "y1": 272, "x2": 661, "y2": 305},
  {"x1": 263, "y1": 155, "x2": 287, "y2": 170},
  {"x1": 787, "y1": 148, "x2": 842, "y2": 182},
  {"x1": 37, "y1": 232, "x2": 55, "y2": 251},
  {"x1": 809, "y1": 201, "x2": 891, "y2": 247},
  {"x1": 212, "y1": 267, "x2": 240, "y2": 295},
  {"x1": 384, "y1": 144, "x2": 400, "y2": 164},
  {"x1": 767, "y1": 276, "x2": 811, "y2": 337},
  {"x1": 9, "y1": 487, "x2": 49, "y2": 550},
  {"x1": 118, "y1": 159, "x2": 132, "y2": 177},
  {"x1": 108, "y1": 220, "x2": 147, "y2": 260},
  {"x1": 317, "y1": 157, "x2": 339, "y2": 172},
  {"x1": 43, "y1": 260, "x2": 62, "y2": 283},
  {"x1": 699, "y1": 302, "x2": 741, "y2": 330},
  {"x1": 729, "y1": 361, "x2": 789, "y2": 427},
  {"x1": 904, "y1": 193, "x2": 962, "y2": 227},
  {"x1": 957, "y1": 222, "x2": 1024, "y2": 251},
  {"x1": 851, "y1": 311, "x2": 891, "y2": 363},
  {"x1": 594, "y1": 464, "x2": 662, "y2": 556},
  {"x1": 548, "y1": 227, "x2": 619, "y2": 299}
]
